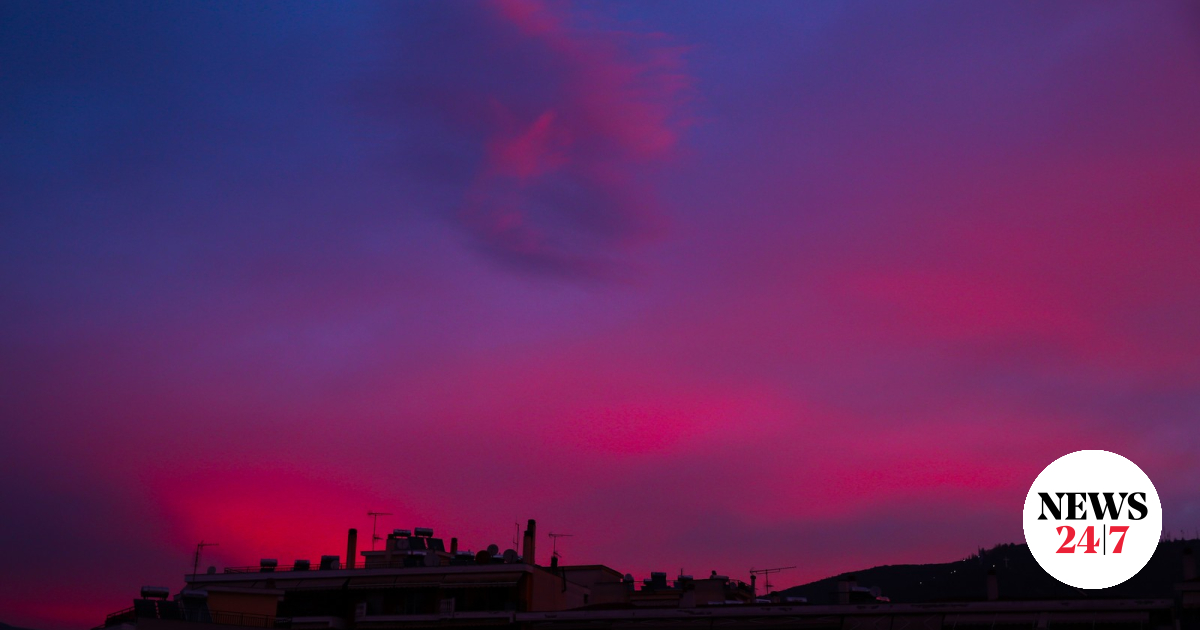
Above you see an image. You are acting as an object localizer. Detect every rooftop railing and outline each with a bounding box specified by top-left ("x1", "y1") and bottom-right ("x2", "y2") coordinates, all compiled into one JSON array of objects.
[
  {"x1": 99, "y1": 604, "x2": 285, "y2": 629},
  {"x1": 220, "y1": 557, "x2": 481, "y2": 573},
  {"x1": 102, "y1": 607, "x2": 136, "y2": 627}
]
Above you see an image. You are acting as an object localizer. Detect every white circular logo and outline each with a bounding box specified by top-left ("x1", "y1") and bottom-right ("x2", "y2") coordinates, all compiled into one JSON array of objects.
[{"x1": 1023, "y1": 450, "x2": 1161, "y2": 589}]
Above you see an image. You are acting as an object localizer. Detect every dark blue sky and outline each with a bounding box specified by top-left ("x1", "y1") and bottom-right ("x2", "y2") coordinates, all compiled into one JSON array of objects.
[{"x1": 3, "y1": 2, "x2": 1199, "y2": 627}]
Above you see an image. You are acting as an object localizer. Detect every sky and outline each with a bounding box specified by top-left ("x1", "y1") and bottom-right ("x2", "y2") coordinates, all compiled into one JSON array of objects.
[{"x1": 2, "y1": 0, "x2": 1200, "y2": 627}]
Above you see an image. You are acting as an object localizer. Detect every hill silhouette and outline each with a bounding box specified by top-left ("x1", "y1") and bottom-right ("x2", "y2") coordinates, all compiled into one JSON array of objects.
[
  {"x1": 778, "y1": 538, "x2": 1197, "y2": 603},
  {"x1": 1, "y1": 622, "x2": 39, "y2": 630}
]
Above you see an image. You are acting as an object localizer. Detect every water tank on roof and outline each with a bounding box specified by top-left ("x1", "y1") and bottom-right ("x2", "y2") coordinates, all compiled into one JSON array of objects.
[
  {"x1": 393, "y1": 529, "x2": 412, "y2": 537},
  {"x1": 141, "y1": 586, "x2": 170, "y2": 599},
  {"x1": 319, "y1": 555, "x2": 340, "y2": 570},
  {"x1": 414, "y1": 527, "x2": 434, "y2": 537}
]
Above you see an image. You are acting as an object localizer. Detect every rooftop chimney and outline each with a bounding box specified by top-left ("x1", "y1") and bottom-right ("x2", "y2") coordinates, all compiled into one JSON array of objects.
[
  {"x1": 522, "y1": 519, "x2": 537, "y2": 565},
  {"x1": 1185, "y1": 547, "x2": 1196, "y2": 581},
  {"x1": 346, "y1": 529, "x2": 358, "y2": 570},
  {"x1": 451, "y1": 537, "x2": 458, "y2": 554},
  {"x1": 986, "y1": 568, "x2": 999, "y2": 601}
]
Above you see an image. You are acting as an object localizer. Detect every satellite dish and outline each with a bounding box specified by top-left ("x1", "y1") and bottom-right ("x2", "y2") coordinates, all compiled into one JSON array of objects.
[
  {"x1": 624, "y1": 574, "x2": 634, "y2": 582},
  {"x1": 475, "y1": 550, "x2": 491, "y2": 565},
  {"x1": 486, "y1": 544, "x2": 499, "y2": 556},
  {"x1": 502, "y1": 549, "x2": 519, "y2": 564}
]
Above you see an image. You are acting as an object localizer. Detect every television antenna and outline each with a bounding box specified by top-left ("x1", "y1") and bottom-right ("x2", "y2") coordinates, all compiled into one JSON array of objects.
[
  {"x1": 367, "y1": 511, "x2": 392, "y2": 551},
  {"x1": 750, "y1": 565, "x2": 795, "y2": 594},
  {"x1": 548, "y1": 533, "x2": 573, "y2": 560},
  {"x1": 192, "y1": 540, "x2": 218, "y2": 580}
]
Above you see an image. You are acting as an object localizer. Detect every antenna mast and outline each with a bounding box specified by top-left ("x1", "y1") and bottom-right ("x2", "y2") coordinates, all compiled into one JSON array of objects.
[
  {"x1": 749, "y1": 565, "x2": 795, "y2": 595},
  {"x1": 548, "y1": 533, "x2": 573, "y2": 560},
  {"x1": 367, "y1": 511, "x2": 393, "y2": 551},
  {"x1": 192, "y1": 540, "x2": 218, "y2": 580}
]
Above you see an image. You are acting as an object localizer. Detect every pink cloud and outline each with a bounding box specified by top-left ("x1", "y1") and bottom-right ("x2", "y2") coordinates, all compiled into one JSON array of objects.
[{"x1": 454, "y1": 0, "x2": 691, "y2": 274}]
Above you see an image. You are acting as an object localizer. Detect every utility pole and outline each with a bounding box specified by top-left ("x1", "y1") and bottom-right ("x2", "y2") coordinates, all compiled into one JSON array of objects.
[
  {"x1": 192, "y1": 541, "x2": 218, "y2": 580},
  {"x1": 367, "y1": 511, "x2": 392, "y2": 551},
  {"x1": 749, "y1": 566, "x2": 795, "y2": 595},
  {"x1": 548, "y1": 533, "x2": 573, "y2": 560}
]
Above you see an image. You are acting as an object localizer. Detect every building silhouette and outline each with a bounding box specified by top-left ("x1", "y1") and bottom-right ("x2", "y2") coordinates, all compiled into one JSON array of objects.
[{"x1": 96, "y1": 521, "x2": 1200, "y2": 630}]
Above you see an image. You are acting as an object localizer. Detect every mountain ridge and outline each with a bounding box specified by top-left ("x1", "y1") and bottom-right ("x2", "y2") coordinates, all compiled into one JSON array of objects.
[{"x1": 778, "y1": 538, "x2": 1197, "y2": 603}]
